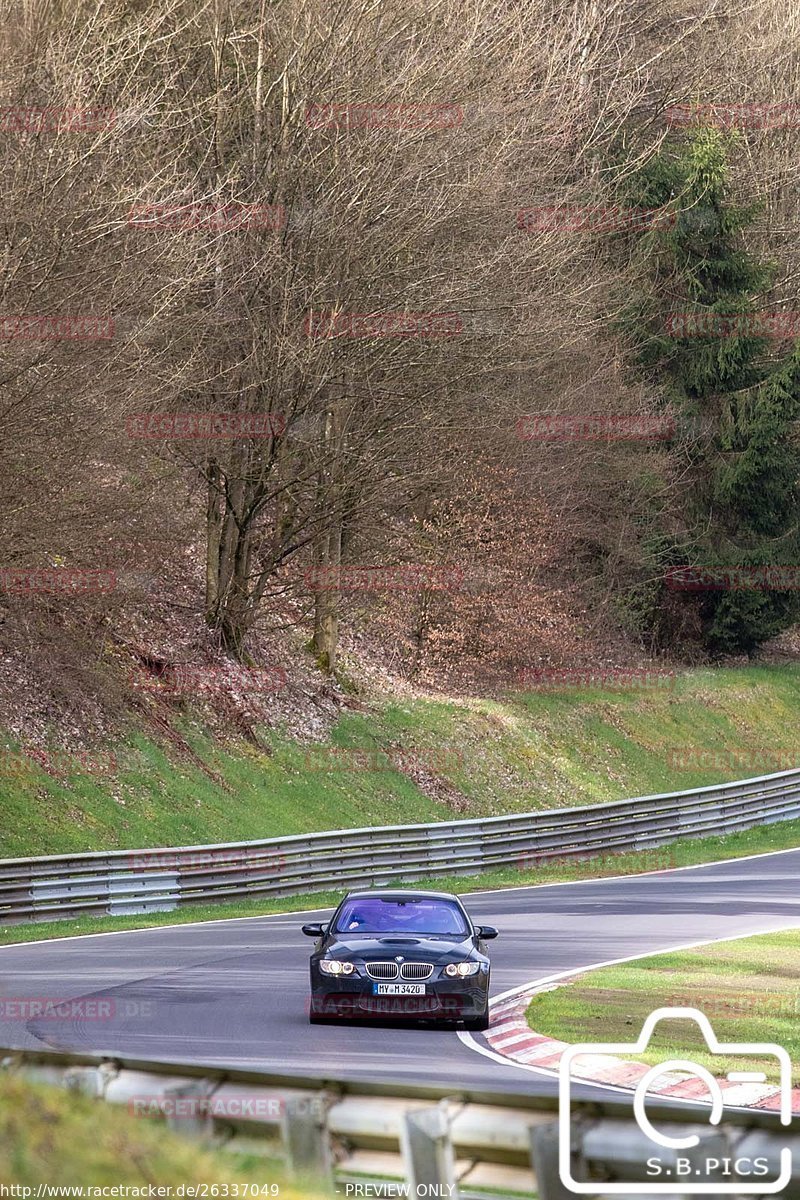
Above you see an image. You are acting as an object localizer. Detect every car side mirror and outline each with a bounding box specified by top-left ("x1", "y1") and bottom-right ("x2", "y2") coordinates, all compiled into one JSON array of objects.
[
  {"x1": 477, "y1": 925, "x2": 498, "y2": 940},
  {"x1": 302, "y1": 923, "x2": 325, "y2": 937}
]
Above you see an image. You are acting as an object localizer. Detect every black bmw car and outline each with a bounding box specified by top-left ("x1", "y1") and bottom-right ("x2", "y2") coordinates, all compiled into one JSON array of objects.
[{"x1": 302, "y1": 889, "x2": 497, "y2": 1029}]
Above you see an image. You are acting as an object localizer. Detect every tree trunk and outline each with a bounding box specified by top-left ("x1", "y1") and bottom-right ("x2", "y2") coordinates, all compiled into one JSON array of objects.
[
  {"x1": 205, "y1": 455, "x2": 222, "y2": 621},
  {"x1": 312, "y1": 397, "x2": 344, "y2": 673},
  {"x1": 313, "y1": 517, "x2": 342, "y2": 673}
]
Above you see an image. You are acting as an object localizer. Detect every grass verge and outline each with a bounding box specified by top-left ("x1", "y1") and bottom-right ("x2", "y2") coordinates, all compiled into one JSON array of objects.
[
  {"x1": 0, "y1": 1072, "x2": 310, "y2": 1189},
  {"x1": 526, "y1": 928, "x2": 800, "y2": 1085}
]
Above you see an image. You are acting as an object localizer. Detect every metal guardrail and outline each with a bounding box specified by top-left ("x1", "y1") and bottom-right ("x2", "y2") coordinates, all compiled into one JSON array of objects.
[
  {"x1": 2, "y1": 1043, "x2": 798, "y2": 1198},
  {"x1": 2, "y1": 765, "x2": 800, "y2": 925}
]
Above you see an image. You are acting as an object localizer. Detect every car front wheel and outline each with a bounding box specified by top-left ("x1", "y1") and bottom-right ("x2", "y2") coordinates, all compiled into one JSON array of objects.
[
  {"x1": 309, "y1": 997, "x2": 333, "y2": 1024},
  {"x1": 464, "y1": 1008, "x2": 490, "y2": 1032}
]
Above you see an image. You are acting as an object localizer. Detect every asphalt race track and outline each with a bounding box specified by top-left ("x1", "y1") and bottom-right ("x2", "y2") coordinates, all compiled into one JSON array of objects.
[{"x1": 1, "y1": 849, "x2": 799, "y2": 1097}]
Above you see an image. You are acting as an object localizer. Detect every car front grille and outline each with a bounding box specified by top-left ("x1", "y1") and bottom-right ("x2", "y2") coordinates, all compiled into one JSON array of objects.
[
  {"x1": 364, "y1": 961, "x2": 435, "y2": 981},
  {"x1": 400, "y1": 962, "x2": 434, "y2": 980},
  {"x1": 365, "y1": 962, "x2": 399, "y2": 980}
]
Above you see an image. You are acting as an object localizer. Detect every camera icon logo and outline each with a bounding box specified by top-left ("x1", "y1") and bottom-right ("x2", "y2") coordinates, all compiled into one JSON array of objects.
[{"x1": 558, "y1": 1006, "x2": 792, "y2": 1194}]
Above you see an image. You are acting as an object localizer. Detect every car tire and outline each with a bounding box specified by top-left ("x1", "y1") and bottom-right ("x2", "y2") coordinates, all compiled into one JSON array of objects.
[
  {"x1": 308, "y1": 999, "x2": 330, "y2": 1024},
  {"x1": 465, "y1": 1009, "x2": 490, "y2": 1032}
]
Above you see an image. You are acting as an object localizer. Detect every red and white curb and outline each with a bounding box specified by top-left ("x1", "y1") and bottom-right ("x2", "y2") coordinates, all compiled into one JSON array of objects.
[{"x1": 484, "y1": 986, "x2": 800, "y2": 1113}]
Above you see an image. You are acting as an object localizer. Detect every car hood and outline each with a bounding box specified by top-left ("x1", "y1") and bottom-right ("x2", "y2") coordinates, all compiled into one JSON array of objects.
[{"x1": 322, "y1": 934, "x2": 474, "y2": 959}]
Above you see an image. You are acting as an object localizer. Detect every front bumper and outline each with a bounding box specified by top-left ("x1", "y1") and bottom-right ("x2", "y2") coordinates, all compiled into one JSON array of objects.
[{"x1": 309, "y1": 967, "x2": 489, "y2": 1021}]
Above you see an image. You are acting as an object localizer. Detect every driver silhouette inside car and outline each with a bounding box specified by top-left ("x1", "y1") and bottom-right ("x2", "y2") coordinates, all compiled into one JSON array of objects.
[
  {"x1": 345, "y1": 903, "x2": 417, "y2": 931},
  {"x1": 344, "y1": 902, "x2": 456, "y2": 934},
  {"x1": 345, "y1": 907, "x2": 369, "y2": 931}
]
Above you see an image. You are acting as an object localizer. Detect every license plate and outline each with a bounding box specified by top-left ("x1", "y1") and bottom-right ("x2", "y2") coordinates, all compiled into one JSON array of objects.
[{"x1": 373, "y1": 983, "x2": 426, "y2": 995}]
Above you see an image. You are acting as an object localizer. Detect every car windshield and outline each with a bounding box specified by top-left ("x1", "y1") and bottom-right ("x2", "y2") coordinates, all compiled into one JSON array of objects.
[{"x1": 334, "y1": 897, "x2": 469, "y2": 936}]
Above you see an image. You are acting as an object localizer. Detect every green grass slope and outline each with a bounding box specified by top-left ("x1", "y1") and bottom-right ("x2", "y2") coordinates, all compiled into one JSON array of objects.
[
  {"x1": 0, "y1": 1072, "x2": 308, "y2": 1189},
  {"x1": 2, "y1": 665, "x2": 800, "y2": 859}
]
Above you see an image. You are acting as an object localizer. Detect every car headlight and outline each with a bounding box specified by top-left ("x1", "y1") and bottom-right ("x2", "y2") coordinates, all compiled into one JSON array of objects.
[
  {"x1": 319, "y1": 959, "x2": 355, "y2": 976},
  {"x1": 445, "y1": 961, "x2": 480, "y2": 977}
]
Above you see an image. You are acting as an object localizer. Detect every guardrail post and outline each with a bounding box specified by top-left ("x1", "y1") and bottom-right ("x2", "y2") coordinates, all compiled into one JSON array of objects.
[
  {"x1": 283, "y1": 1093, "x2": 332, "y2": 1179},
  {"x1": 529, "y1": 1122, "x2": 577, "y2": 1200},
  {"x1": 39, "y1": 1062, "x2": 116, "y2": 1098},
  {"x1": 165, "y1": 1081, "x2": 215, "y2": 1139},
  {"x1": 401, "y1": 1102, "x2": 458, "y2": 1197}
]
